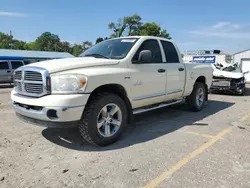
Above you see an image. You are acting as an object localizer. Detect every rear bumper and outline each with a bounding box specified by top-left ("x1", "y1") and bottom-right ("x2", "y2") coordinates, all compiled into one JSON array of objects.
[{"x1": 11, "y1": 90, "x2": 90, "y2": 128}]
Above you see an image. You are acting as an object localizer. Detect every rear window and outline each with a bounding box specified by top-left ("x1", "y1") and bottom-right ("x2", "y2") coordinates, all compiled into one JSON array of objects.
[
  {"x1": 160, "y1": 40, "x2": 180, "y2": 63},
  {"x1": 11, "y1": 61, "x2": 24, "y2": 69},
  {"x1": 0, "y1": 62, "x2": 9, "y2": 70}
]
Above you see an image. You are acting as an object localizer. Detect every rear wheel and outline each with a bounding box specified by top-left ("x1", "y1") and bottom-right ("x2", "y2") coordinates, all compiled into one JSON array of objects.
[
  {"x1": 186, "y1": 82, "x2": 206, "y2": 111},
  {"x1": 78, "y1": 93, "x2": 127, "y2": 146}
]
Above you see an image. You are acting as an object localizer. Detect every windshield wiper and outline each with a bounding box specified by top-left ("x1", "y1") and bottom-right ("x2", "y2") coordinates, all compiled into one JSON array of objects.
[{"x1": 84, "y1": 53, "x2": 110, "y2": 59}]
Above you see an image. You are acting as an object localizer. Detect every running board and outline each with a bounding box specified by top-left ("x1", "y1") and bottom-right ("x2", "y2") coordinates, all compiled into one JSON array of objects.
[{"x1": 132, "y1": 99, "x2": 184, "y2": 115}]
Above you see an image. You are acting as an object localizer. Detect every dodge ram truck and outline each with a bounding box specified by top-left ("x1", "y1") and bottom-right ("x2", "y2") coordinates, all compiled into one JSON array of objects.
[{"x1": 11, "y1": 36, "x2": 213, "y2": 146}]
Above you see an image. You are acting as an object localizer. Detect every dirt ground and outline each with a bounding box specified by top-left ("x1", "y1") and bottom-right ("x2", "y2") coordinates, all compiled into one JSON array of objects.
[{"x1": 1, "y1": 85, "x2": 250, "y2": 188}]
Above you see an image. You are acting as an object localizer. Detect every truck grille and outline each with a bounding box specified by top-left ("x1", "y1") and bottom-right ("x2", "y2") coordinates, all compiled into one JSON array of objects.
[
  {"x1": 25, "y1": 71, "x2": 43, "y2": 81},
  {"x1": 14, "y1": 67, "x2": 50, "y2": 97}
]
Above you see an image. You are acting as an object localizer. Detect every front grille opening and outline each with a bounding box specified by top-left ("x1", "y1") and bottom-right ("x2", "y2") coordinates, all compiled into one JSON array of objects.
[
  {"x1": 14, "y1": 69, "x2": 49, "y2": 97},
  {"x1": 15, "y1": 71, "x2": 22, "y2": 80},
  {"x1": 14, "y1": 102, "x2": 43, "y2": 111},
  {"x1": 25, "y1": 71, "x2": 43, "y2": 81},
  {"x1": 25, "y1": 83, "x2": 43, "y2": 94}
]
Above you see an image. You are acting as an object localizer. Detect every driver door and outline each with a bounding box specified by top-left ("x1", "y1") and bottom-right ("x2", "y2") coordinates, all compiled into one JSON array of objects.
[{"x1": 129, "y1": 39, "x2": 167, "y2": 108}]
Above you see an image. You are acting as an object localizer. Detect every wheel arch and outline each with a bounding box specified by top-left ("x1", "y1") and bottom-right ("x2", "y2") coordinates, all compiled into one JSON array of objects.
[
  {"x1": 195, "y1": 76, "x2": 208, "y2": 101},
  {"x1": 87, "y1": 84, "x2": 133, "y2": 124}
]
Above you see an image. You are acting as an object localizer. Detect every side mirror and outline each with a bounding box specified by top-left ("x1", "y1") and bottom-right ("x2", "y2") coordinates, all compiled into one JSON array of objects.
[
  {"x1": 243, "y1": 71, "x2": 249, "y2": 74},
  {"x1": 138, "y1": 50, "x2": 152, "y2": 62}
]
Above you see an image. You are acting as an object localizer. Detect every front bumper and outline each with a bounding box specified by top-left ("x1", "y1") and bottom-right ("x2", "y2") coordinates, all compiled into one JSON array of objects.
[
  {"x1": 11, "y1": 90, "x2": 90, "y2": 128},
  {"x1": 210, "y1": 82, "x2": 245, "y2": 94}
]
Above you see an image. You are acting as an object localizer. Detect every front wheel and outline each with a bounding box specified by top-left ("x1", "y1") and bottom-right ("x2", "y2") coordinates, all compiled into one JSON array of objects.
[
  {"x1": 186, "y1": 82, "x2": 206, "y2": 112},
  {"x1": 78, "y1": 93, "x2": 128, "y2": 146}
]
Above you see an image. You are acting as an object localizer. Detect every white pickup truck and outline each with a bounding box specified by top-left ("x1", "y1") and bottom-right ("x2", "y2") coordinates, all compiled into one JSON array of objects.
[{"x1": 11, "y1": 36, "x2": 213, "y2": 146}]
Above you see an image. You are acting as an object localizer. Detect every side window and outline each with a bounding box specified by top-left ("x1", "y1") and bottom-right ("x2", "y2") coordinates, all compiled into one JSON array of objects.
[
  {"x1": 160, "y1": 40, "x2": 180, "y2": 63},
  {"x1": 132, "y1": 39, "x2": 162, "y2": 63},
  {"x1": 0, "y1": 62, "x2": 9, "y2": 70},
  {"x1": 11, "y1": 61, "x2": 24, "y2": 69}
]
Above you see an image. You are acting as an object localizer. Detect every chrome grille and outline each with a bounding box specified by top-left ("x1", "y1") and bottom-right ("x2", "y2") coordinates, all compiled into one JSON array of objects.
[
  {"x1": 17, "y1": 82, "x2": 22, "y2": 91},
  {"x1": 14, "y1": 67, "x2": 50, "y2": 97},
  {"x1": 15, "y1": 71, "x2": 22, "y2": 80},
  {"x1": 25, "y1": 71, "x2": 43, "y2": 81},
  {"x1": 25, "y1": 83, "x2": 43, "y2": 94}
]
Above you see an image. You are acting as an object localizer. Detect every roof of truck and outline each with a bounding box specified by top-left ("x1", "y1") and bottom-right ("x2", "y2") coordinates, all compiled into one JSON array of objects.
[{"x1": 118, "y1": 36, "x2": 172, "y2": 41}]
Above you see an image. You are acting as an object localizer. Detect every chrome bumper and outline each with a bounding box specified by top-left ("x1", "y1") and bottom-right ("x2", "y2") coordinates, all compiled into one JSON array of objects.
[{"x1": 12, "y1": 102, "x2": 85, "y2": 123}]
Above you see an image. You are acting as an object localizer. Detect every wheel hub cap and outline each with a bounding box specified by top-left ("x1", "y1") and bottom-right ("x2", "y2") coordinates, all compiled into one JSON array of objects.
[
  {"x1": 196, "y1": 88, "x2": 204, "y2": 107},
  {"x1": 97, "y1": 103, "x2": 122, "y2": 137}
]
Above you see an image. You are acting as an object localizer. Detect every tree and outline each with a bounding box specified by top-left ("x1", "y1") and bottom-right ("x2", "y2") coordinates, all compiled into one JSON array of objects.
[
  {"x1": 0, "y1": 32, "x2": 13, "y2": 49},
  {"x1": 96, "y1": 37, "x2": 104, "y2": 44},
  {"x1": 72, "y1": 44, "x2": 83, "y2": 56},
  {"x1": 13, "y1": 40, "x2": 26, "y2": 50},
  {"x1": 82, "y1": 41, "x2": 93, "y2": 51},
  {"x1": 33, "y1": 32, "x2": 61, "y2": 51},
  {"x1": 60, "y1": 41, "x2": 72, "y2": 53},
  {"x1": 124, "y1": 14, "x2": 142, "y2": 36},
  {"x1": 140, "y1": 22, "x2": 171, "y2": 39},
  {"x1": 108, "y1": 14, "x2": 171, "y2": 39},
  {"x1": 108, "y1": 14, "x2": 142, "y2": 38}
]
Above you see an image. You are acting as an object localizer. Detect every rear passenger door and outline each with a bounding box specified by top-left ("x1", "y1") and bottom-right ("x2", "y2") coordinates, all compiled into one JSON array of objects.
[{"x1": 160, "y1": 40, "x2": 185, "y2": 98}]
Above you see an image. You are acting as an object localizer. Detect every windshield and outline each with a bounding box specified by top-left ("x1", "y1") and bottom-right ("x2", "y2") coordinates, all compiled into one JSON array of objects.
[{"x1": 79, "y1": 38, "x2": 139, "y2": 59}]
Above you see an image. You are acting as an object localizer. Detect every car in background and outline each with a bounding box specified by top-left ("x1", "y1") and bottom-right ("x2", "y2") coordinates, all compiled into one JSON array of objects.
[
  {"x1": 0, "y1": 56, "x2": 25, "y2": 84},
  {"x1": 210, "y1": 63, "x2": 249, "y2": 95}
]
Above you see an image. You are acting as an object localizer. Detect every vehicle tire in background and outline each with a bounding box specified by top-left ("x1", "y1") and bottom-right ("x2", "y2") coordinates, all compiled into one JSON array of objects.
[
  {"x1": 78, "y1": 92, "x2": 128, "y2": 146},
  {"x1": 186, "y1": 82, "x2": 206, "y2": 112},
  {"x1": 237, "y1": 86, "x2": 245, "y2": 96}
]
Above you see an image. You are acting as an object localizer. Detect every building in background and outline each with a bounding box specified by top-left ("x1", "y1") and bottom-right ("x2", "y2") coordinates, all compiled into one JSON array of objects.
[
  {"x1": 0, "y1": 49, "x2": 74, "y2": 64},
  {"x1": 233, "y1": 49, "x2": 250, "y2": 82},
  {"x1": 183, "y1": 50, "x2": 232, "y2": 65}
]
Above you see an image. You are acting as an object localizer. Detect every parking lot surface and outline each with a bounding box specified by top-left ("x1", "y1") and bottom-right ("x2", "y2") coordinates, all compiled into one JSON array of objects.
[{"x1": 1, "y1": 85, "x2": 250, "y2": 188}]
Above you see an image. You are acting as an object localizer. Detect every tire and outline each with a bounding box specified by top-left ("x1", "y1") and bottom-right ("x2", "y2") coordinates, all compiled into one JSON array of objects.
[
  {"x1": 186, "y1": 82, "x2": 206, "y2": 112},
  {"x1": 237, "y1": 86, "x2": 245, "y2": 96},
  {"x1": 78, "y1": 92, "x2": 128, "y2": 146}
]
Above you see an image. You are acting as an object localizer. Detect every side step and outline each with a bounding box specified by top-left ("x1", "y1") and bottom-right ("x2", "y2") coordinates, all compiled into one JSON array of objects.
[{"x1": 132, "y1": 99, "x2": 184, "y2": 115}]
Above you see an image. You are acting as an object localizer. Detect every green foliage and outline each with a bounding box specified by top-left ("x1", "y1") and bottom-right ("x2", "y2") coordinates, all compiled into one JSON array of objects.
[
  {"x1": 72, "y1": 44, "x2": 83, "y2": 56},
  {"x1": 34, "y1": 32, "x2": 61, "y2": 51},
  {"x1": 140, "y1": 22, "x2": 171, "y2": 39},
  {"x1": 108, "y1": 14, "x2": 142, "y2": 38},
  {"x1": 108, "y1": 15, "x2": 171, "y2": 39},
  {"x1": 0, "y1": 32, "x2": 13, "y2": 49},
  {"x1": 96, "y1": 37, "x2": 104, "y2": 44}
]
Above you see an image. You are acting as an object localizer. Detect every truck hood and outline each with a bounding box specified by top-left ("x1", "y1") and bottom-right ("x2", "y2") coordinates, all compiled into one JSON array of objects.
[
  {"x1": 211, "y1": 64, "x2": 243, "y2": 79},
  {"x1": 25, "y1": 57, "x2": 120, "y2": 73},
  {"x1": 213, "y1": 69, "x2": 243, "y2": 79}
]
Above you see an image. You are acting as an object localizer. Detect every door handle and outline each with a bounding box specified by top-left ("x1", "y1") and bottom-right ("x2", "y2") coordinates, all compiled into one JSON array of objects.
[
  {"x1": 7, "y1": 70, "x2": 11, "y2": 73},
  {"x1": 158, "y1": 69, "x2": 166, "y2": 73},
  {"x1": 178, "y1": 67, "x2": 184, "y2": 71}
]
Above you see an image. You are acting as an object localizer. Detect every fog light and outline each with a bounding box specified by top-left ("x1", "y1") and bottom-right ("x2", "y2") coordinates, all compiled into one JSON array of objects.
[{"x1": 47, "y1": 109, "x2": 58, "y2": 120}]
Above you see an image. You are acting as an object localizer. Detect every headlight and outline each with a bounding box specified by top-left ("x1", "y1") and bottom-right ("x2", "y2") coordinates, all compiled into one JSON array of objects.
[{"x1": 51, "y1": 74, "x2": 87, "y2": 94}]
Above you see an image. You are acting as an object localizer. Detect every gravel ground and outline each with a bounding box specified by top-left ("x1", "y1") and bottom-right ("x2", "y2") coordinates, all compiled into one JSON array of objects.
[{"x1": 0, "y1": 85, "x2": 250, "y2": 188}]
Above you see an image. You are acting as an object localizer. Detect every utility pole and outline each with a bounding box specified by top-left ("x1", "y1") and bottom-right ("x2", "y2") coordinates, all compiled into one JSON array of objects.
[{"x1": 10, "y1": 30, "x2": 14, "y2": 49}]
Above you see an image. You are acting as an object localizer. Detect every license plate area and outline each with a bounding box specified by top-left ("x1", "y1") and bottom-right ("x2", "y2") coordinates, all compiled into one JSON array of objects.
[{"x1": 212, "y1": 79, "x2": 231, "y2": 87}]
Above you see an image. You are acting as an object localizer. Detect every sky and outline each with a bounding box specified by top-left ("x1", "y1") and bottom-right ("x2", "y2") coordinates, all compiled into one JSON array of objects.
[{"x1": 0, "y1": 0, "x2": 250, "y2": 54}]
